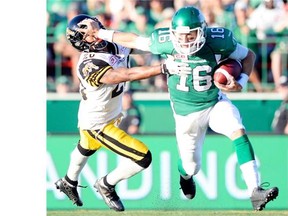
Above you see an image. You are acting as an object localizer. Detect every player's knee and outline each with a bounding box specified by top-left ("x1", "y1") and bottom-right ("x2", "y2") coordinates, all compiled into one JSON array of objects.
[
  {"x1": 77, "y1": 141, "x2": 96, "y2": 156},
  {"x1": 136, "y1": 150, "x2": 152, "y2": 168}
]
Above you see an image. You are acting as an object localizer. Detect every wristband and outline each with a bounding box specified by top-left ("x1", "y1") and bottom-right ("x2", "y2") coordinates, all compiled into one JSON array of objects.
[
  {"x1": 98, "y1": 29, "x2": 115, "y2": 42},
  {"x1": 237, "y1": 73, "x2": 249, "y2": 88}
]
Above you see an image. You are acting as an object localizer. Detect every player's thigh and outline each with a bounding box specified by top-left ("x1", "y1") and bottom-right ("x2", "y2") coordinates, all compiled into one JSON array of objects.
[
  {"x1": 98, "y1": 123, "x2": 149, "y2": 161},
  {"x1": 209, "y1": 99, "x2": 244, "y2": 137},
  {"x1": 174, "y1": 110, "x2": 208, "y2": 159},
  {"x1": 79, "y1": 129, "x2": 102, "y2": 151}
]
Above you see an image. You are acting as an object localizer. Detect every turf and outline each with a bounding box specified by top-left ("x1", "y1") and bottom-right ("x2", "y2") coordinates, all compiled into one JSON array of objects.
[{"x1": 47, "y1": 209, "x2": 288, "y2": 216}]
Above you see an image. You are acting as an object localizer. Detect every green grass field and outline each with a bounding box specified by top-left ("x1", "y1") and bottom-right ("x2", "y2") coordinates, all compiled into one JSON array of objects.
[{"x1": 47, "y1": 210, "x2": 288, "y2": 216}]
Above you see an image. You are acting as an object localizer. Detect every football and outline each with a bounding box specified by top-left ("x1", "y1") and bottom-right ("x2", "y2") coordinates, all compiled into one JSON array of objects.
[{"x1": 213, "y1": 59, "x2": 242, "y2": 85}]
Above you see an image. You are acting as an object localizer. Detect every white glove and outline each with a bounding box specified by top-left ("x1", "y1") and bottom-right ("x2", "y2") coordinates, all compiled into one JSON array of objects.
[{"x1": 161, "y1": 58, "x2": 191, "y2": 75}]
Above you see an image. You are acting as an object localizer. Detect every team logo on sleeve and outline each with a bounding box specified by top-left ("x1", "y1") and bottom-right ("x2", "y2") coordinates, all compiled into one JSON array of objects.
[
  {"x1": 109, "y1": 56, "x2": 118, "y2": 65},
  {"x1": 109, "y1": 55, "x2": 125, "y2": 65},
  {"x1": 81, "y1": 62, "x2": 99, "y2": 77}
]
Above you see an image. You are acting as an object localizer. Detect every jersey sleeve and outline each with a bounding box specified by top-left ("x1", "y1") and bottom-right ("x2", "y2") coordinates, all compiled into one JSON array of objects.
[
  {"x1": 78, "y1": 57, "x2": 112, "y2": 87},
  {"x1": 149, "y1": 28, "x2": 174, "y2": 55},
  {"x1": 205, "y1": 27, "x2": 238, "y2": 60}
]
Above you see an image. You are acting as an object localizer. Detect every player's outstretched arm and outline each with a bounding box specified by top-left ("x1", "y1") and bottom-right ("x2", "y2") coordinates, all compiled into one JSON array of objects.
[
  {"x1": 111, "y1": 31, "x2": 150, "y2": 50},
  {"x1": 101, "y1": 65, "x2": 162, "y2": 84},
  {"x1": 77, "y1": 18, "x2": 151, "y2": 52},
  {"x1": 100, "y1": 60, "x2": 191, "y2": 84},
  {"x1": 98, "y1": 30, "x2": 151, "y2": 52}
]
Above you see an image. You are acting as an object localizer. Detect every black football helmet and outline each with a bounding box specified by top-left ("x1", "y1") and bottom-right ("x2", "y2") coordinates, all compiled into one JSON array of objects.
[{"x1": 66, "y1": 14, "x2": 107, "y2": 52}]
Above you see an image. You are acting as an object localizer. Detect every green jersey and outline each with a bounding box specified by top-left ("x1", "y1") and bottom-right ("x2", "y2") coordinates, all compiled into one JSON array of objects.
[{"x1": 149, "y1": 27, "x2": 238, "y2": 115}]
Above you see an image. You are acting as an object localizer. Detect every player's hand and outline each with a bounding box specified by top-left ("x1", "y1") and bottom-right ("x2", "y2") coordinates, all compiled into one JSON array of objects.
[
  {"x1": 76, "y1": 18, "x2": 100, "y2": 39},
  {"x1": 161, "y1": 58, "x2": 191, "y2": 75},
  {"x1": 214, "y1": 77, "x2": 242, "y2": 92}
]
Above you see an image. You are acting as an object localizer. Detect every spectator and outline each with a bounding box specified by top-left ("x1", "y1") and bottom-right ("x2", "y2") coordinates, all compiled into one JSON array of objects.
[
  {"x1": 118, "y1": 5, "x2": 157, "y2": 92},
  {"x1": 246, "y1": 0, "x2": 284, "y2": 40},
  {"x1": 47, "y1": 11, "x2": 56, "y2": 83},
  {"x1": 270, "y1": 0, "x2": 288, "y2": 93},
  {"x1": 122, "y1": 6, "x2": 154, "y2": 36},
  {"x1": 86, "y1": 0, "x2": 113, "y2": 28},
  {"x1": 86, "y1": 0, "x2": 106, "y2": 16},
  {"x1": 270, "y1": 0, "x2": 288, "y2": 134},
  {"x1": 245, "y1": 0, "x2": 285, "y2": 90},
  {"x1": 201, "y1": 6, "x2": 219, "y2": 27},
  {"x1": 173, "y1": 0, "x2": 201, "y2": 11},
  {"x1": 203, "y1": 0, "x2": 237, "y2": 30},
  {"x1": 271, "y1": 98, "x2": 288, "y2": 135},
  {"x1": 47, "y1": 0, "x2": 75, "y2": 24},
  {"x1": 52, "y1": 2, "x2": 84, "y2": 92},
  {"x1": 147, "y1": 0, "x2": 167, "y2": 26},
  {"x1": 47, "y1": 76, "x2": 56, "y2": 93},
  {"x1": 55, "y1": 75, "x2": 72, "y2": 95},
  {"x1": 155, "y1": 7, "x2": 175, "y2": 28},
  {"x1": 271, "y1": 43, "x2": 288, "y2": 94},
  {"x1": 118, "y1": 91, "x2": 142, "y2": 134},
  {"x1": 152, "y1": 74, "x2": 169, "y2": 92},
  {"x1": 233, "y1": 0, "x2": 264, "y2": 92},
  {"x1": 105, "y1": 0, "x2": 129, "y2": 30}
]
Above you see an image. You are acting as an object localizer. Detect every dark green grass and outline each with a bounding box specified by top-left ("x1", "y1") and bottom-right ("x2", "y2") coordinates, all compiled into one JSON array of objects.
[{"x1": 47, "y1": 209, "x2": 288, "y2": 216}]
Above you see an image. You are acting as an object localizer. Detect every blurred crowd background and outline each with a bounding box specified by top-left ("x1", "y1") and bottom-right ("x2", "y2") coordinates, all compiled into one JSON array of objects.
[{"x1": 46, "y1": 0, "x2": 288, "y2": 98}]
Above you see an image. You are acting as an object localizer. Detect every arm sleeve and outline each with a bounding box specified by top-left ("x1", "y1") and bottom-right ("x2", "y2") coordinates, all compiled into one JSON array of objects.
[
  {"x1": 79, "y1": 58, "x2": 112, "y2": 87},
  {"x1": 228, "y1": 43, "x2": 249, "y2": 60},
  {"x1": 134, "y1": 36, "x2": 151, "y2": 52}
]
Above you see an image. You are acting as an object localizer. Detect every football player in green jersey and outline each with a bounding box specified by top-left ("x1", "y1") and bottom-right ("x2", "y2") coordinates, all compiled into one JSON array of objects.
[{"x1": 78, "y1": 6, "x2": 279, "y2": 211}]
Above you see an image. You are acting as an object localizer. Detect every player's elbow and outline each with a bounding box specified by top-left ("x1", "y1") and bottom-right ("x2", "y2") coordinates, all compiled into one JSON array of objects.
[{"x1": 247, "y1": 49, "x2": 256, "y2": 63}]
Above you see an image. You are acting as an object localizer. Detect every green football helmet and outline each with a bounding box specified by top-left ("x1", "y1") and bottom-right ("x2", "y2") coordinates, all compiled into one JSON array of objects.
[{"x1": 170, "y1": 6, "x2": 207, "y2": 55}]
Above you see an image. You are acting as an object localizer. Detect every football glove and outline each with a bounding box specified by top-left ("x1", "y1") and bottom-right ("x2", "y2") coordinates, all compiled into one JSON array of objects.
[{"x1": 161, "y1": 58, "x2": 191, "y2": 75}]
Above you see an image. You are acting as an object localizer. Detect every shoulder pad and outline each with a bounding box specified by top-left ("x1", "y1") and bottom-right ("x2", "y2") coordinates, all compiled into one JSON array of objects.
[
  {"x1": 205, "y1": 27, "x2": 237, "y2": 55},
  {"x1": 150, "y1": 28, "x2": 174, "y2": 55}
]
